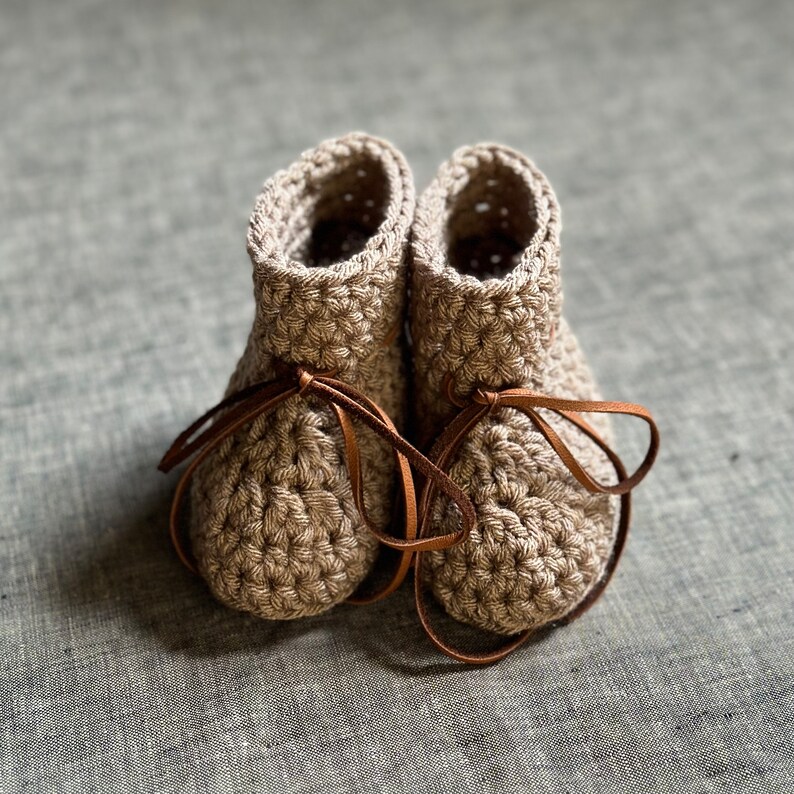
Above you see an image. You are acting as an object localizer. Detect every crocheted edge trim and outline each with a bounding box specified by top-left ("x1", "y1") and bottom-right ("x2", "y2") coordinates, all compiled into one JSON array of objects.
[
  {"x1": 246, "y1": 131, "x2": 415, "y2": 282},
  {"x1": 411, "y1": 142, "x2": 561, "y2": 298}
]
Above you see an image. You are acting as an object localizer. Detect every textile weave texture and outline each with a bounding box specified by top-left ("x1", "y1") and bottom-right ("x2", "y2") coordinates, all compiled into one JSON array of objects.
[{"x1": 1, "y1": 0, "x2": 792, "y2": 792}]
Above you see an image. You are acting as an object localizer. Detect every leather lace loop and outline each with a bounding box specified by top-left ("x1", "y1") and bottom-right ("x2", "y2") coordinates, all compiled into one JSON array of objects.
[
  {"x1": 412, "y1": 375, "x2": 660, "y2": 664},
  {"x1": 158, "y1": 364, "x2": 477, "y2": 604}
]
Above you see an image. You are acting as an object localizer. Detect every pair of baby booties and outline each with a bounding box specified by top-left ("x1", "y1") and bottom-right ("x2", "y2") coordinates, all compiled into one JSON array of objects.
[{"x1": 159, "y1": 132, "x2": 658, "y2": 664}]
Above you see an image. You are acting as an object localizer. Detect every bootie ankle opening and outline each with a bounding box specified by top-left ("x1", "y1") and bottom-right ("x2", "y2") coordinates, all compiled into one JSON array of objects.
[
  {"x1": 248, "y1": 134, "x2": 414, "y2": 287},
  {"x1": 287, "y1": 154, "x2": 389, "y2": 268},
  {"x1": 446, "y1": 159, "x2": 539, "y2": 280}
]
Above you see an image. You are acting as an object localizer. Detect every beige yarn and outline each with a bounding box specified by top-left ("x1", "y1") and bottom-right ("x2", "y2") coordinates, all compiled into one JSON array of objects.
[
  {"x1": 410, "y1": 144, "x2": 619, "y2": 636},
  {"x1": 189, "y1": 133, "x2": 414, "y2": 619}
]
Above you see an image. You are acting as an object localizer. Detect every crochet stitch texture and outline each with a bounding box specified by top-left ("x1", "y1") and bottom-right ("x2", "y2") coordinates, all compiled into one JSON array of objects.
[
  {"x1": 189, "y1": 133, "x2": 414, "y2": 619},
  {"x1": 410, "y1": 144, "x2": 618, "y2": 636}
]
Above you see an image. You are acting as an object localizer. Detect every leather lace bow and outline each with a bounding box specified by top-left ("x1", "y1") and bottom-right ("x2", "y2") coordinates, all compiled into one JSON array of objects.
[
  {"x1": 158, "y1": 363, "x2": 477, "y2": 604},
  {"x1": 410, "y1": 376, "x2": 660, "y2": 664}
]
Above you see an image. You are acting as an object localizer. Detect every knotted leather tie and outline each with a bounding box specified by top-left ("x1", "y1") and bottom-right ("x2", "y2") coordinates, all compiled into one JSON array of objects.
[
  {"x1": 411, "y1": 376, "x2": 660, "y2": 664},
  {"x1": 158, "y1": 363, "x2": 477, "y2": 604}
]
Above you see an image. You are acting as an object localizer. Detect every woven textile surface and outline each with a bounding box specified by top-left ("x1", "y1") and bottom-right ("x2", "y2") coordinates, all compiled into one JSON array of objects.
[{"x1": 1, "y1": 0, "x2": 792, "y2": 792}]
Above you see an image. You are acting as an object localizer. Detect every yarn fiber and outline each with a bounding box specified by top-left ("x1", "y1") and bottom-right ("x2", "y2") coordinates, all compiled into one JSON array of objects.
[
  {"x1": 190, "y1": 133, "x2": 414, "y2": 619},
  {"x1": 410, "y1": 144, "x2": 619, "y2": 636}
]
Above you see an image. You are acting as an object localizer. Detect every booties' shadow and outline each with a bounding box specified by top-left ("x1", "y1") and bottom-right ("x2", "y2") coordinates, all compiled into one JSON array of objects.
[
  {"x1": 50, "y1": 430, "x2": 325, "y2": 660},
  {"x1": 350, "y1": 572, "x2": 558, "y2": 677}
]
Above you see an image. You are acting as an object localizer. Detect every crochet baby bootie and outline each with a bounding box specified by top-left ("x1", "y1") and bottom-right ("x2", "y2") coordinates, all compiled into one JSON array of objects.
[
  {"x1": 409, "y1": 144, "x2": 658, "y2": 661},
  {"x1": 161, "y1": 134, "x2": 420, "y2": 619}
]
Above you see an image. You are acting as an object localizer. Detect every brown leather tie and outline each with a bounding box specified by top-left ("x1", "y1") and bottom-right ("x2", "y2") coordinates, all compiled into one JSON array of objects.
[
  {"x1": 411, "y1": 377, "x2": 660, "y2": 664},
  {"x1": 158, "y1": 363, "x2": 477, "y2": 604}
]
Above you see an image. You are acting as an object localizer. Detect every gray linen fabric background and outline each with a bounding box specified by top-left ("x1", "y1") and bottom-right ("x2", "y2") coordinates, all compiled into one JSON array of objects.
[{"x1": 1, "y1": 0, "x2": 792, "y2": 791}]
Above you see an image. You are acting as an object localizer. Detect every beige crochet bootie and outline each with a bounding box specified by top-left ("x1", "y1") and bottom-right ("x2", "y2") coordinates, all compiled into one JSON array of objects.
[
  {"x1": 159, "y1": 133, "x2": 475, "y2": 621},
  {"x1": 410, "y1": 144, "x2": 658, "y2": 662}
]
